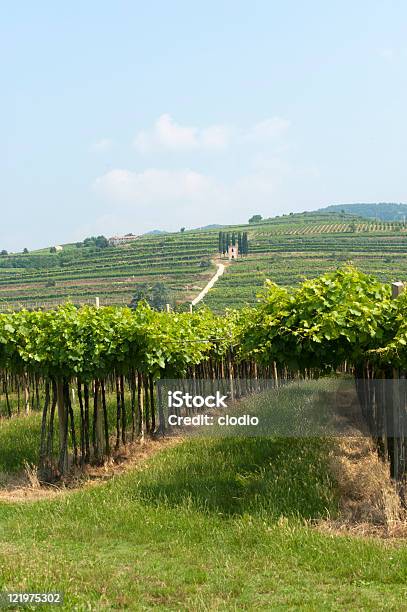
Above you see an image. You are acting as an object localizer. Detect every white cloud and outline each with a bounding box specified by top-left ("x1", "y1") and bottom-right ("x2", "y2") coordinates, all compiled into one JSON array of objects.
[
  {"x1": 94, "y1": 167, "x2": 282, "y2": 213},
  {"x1": 134, "y1": 114, "x2": 291, "y2": 154},
  {"x1": 245, "y1": 117, "x2": 291, "y2": 143},
  {"x1": 92, "y1": 167, "x2": 228, "y2": 233},
  {"x1": 134, "y1": 115, "x2": 196, "y2": 152},
  {"x1": 134, "y1": 114, "x2": 231, "y2": 153},
  {"x1": 90, "y1": 138, "x2": 112, "y2": 153},
  {"x1": 92, "y1": 165, "x2": 283, "y2": 232},
  {"x1": 200, "y1": 125, "x2": 231, "y2": 149},
  {"x1": 93, "y1": 168, "x2": 222, "y2": 204}
]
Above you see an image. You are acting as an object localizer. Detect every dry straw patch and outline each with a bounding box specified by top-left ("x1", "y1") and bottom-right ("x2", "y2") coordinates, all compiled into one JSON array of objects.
[{"x1": 320, "y1": 435, "x2": 407, "y2": 538}]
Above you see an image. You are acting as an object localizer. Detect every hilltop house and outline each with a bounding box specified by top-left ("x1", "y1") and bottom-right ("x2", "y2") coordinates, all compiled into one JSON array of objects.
[{"x1": 108, "y1": 234, "x2": 140, "y2": 246}]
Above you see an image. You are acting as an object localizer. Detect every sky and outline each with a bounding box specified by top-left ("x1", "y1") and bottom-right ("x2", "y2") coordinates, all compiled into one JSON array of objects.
[{"x1": 1, "y1": 1, "x2": 407, "y2": 251}]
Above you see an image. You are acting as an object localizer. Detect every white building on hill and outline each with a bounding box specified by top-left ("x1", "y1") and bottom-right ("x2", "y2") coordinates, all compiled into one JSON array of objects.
[{"x1": 108, "y1": 234, "x2": 140, "y2": 246}]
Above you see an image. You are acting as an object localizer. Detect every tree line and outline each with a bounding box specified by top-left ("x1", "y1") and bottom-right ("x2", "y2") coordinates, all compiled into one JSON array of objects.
[{"x1": 218, "y1": 231, "x2": 249, "y2": 256}]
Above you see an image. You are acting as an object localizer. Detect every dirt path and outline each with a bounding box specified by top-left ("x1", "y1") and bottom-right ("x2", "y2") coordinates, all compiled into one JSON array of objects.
[{"x1": 191, "y1": 262, "x2": 225, "y2": 306}]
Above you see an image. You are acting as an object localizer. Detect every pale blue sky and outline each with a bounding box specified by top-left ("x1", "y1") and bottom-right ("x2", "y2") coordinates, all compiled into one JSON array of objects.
[{"x1": 1, "y1": 1, "x2": 407, "y2": 250}]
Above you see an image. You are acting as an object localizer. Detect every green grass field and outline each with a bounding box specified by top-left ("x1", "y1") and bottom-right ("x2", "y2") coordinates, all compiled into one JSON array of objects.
[{"x1": 1, "y1": 379, "x2": 406, "y2": 610}]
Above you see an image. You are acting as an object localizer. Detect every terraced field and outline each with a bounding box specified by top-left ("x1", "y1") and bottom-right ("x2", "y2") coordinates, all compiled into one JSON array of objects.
[
  {"x1": 0, "y1": 233, "x2": 218, "y2": 309},
  {"x1": 204, "y1": 228, "x2": 407, "y2": 310},
  {"x1": 1, "y1": 211, "x2": 406, "y2": 311}
]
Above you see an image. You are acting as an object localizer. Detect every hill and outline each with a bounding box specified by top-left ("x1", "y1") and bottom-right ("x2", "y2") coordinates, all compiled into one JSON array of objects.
[
  {"x1": 144, "y1": 229, "x2": 168, "y2": 235},
  {"x1": 0, "y1": 231, "x2": 218, "y2": 310},
  {"x1": 320, "y1": 202, "x2": 407, "y2": 221},
  {"x1": 202, "y1": 210, "x2": 407, "y2": 310},
  {"x1": 1, "y1": 210, "x2": 407, "y2": 311}
]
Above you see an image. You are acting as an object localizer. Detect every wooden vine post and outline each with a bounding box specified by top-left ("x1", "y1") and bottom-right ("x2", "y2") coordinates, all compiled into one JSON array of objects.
[
  {"x1": 391, "y1": 281, "x2": 404, "y2": 479},
  {"x1": 57, "y1": 378, "x2": 68, "y2": 474},
  {"x1": 391, "y1": 282, "x2": 404, "y2": 299},
  {"x1": 24, "y1": 372, "x2": 30, "y2": 414},
  {"x1": 228, "y1": 348, "x2": 234, "y2": 402},
  {"x1": 93, "y1": 379, "x2": 104, "y2": 462}
]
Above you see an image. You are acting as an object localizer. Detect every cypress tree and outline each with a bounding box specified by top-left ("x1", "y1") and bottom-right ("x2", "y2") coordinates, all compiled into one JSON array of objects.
[
  {"x1": 218, "y1": 231, "x2": 223, "y2": 254},
  {"x1": 237, "y1": 232, "x2": 242, "y2": 253},
  {"x1": 242, "y1": 232, "x2": 249, "y2": 255},
  {"x1": 222, "y1": 233, "x2": 227, "y2": 254},
  {"x1": 231, "y1": 231, "x2": 236, "y2": 246}
]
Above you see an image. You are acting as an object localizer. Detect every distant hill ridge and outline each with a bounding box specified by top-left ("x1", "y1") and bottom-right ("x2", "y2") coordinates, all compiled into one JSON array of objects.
[
  {"x1": 144, "y1": 224, "x2": 224, "y2": 235},
  {"x1": 319, "y1": 203, "x2": 407, "y2": 221}
]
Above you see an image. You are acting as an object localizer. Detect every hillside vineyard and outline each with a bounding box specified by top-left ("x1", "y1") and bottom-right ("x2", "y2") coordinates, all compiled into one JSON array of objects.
[{"x1": 2, "y1": 212, "x2": 407, "y2": 311}]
